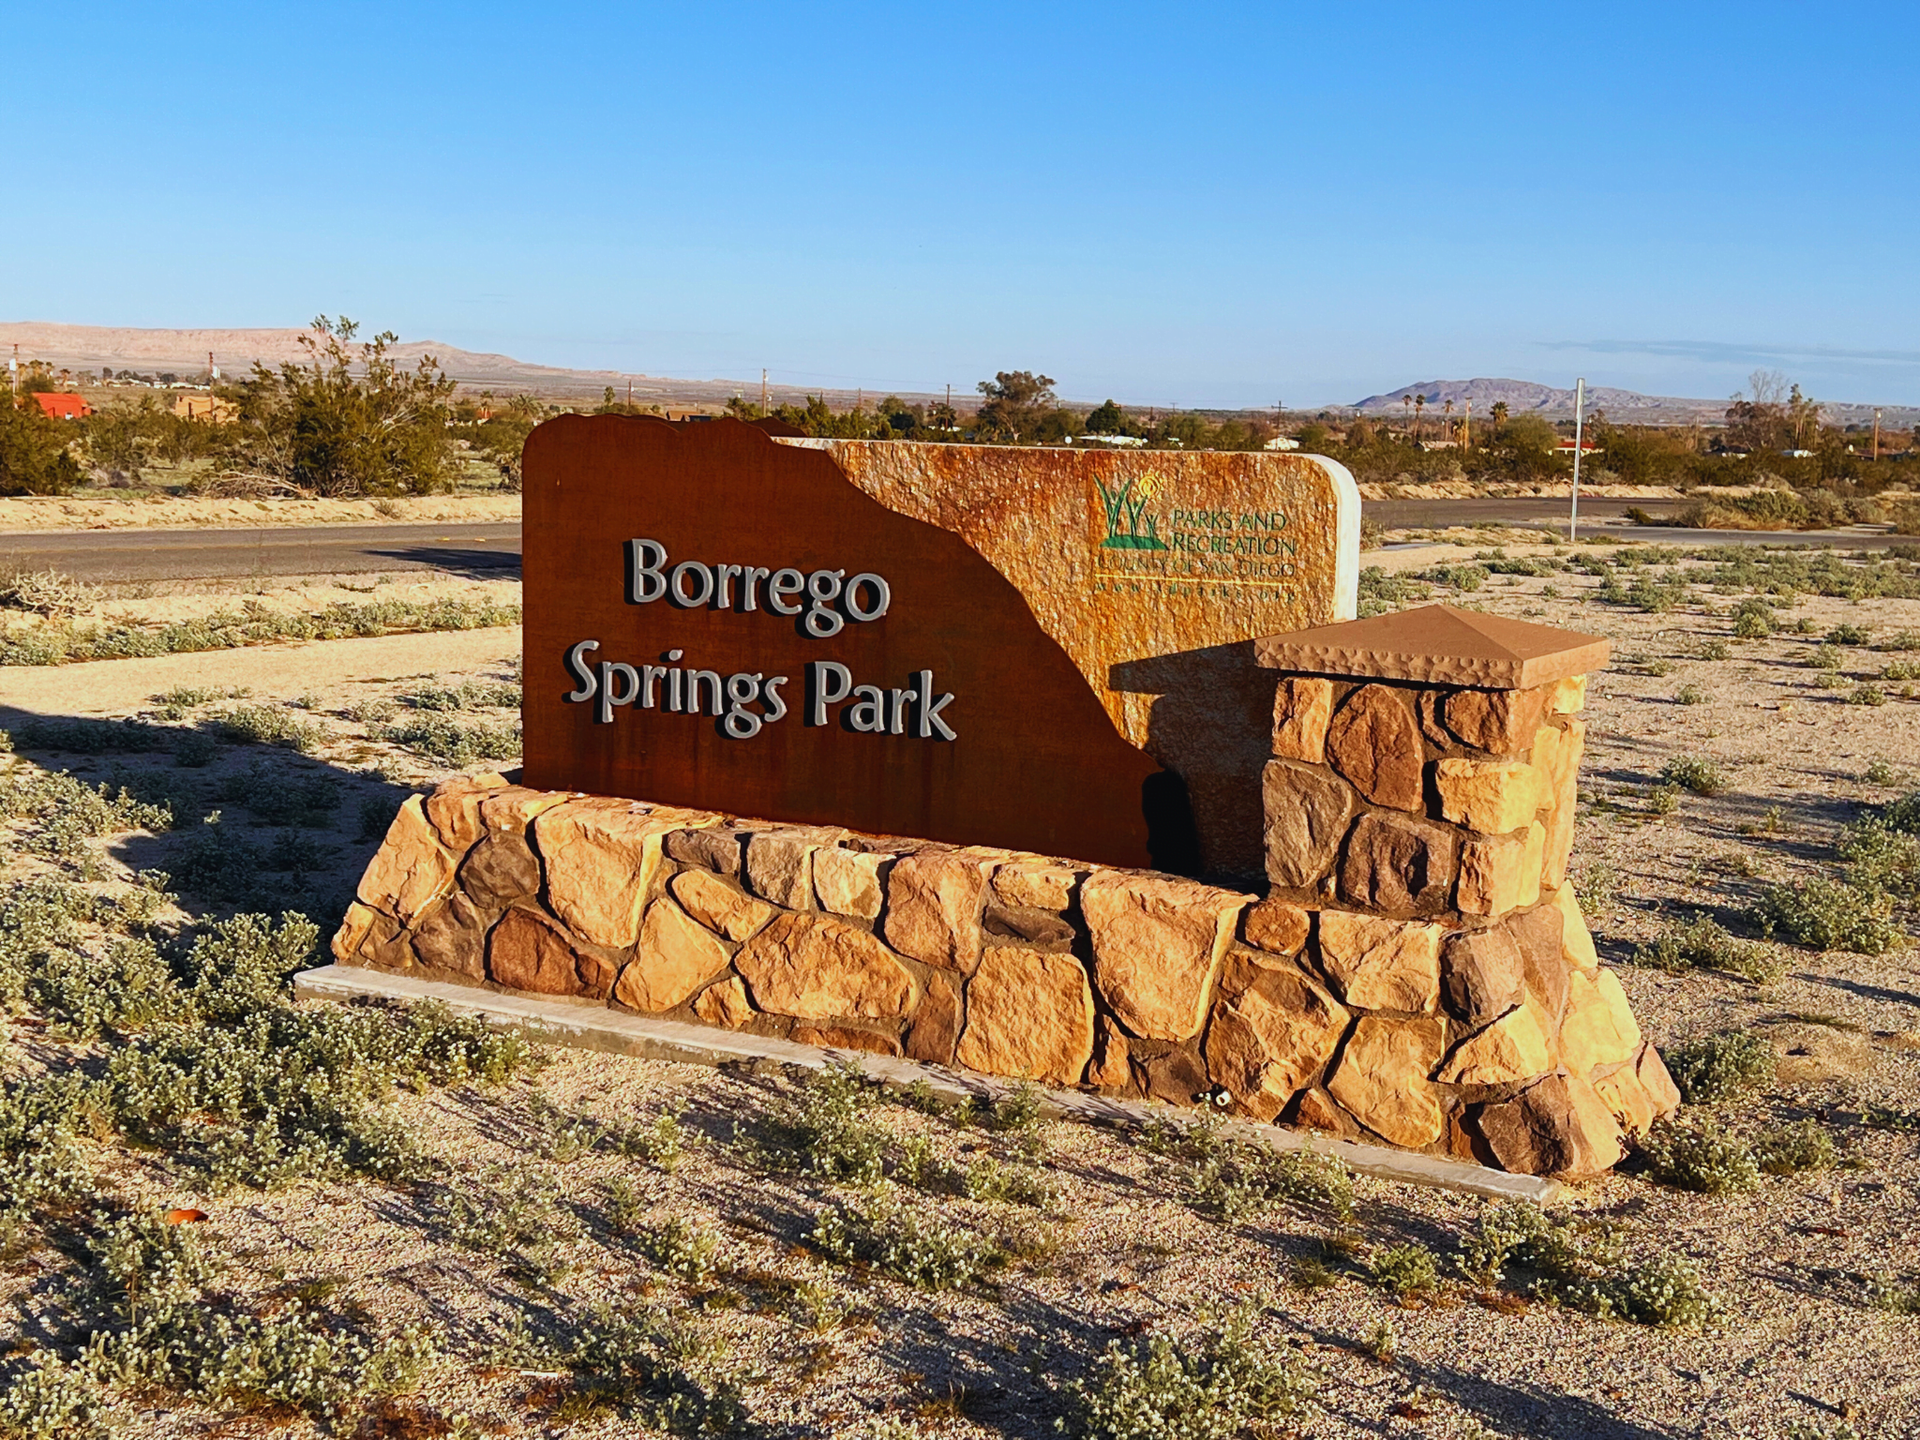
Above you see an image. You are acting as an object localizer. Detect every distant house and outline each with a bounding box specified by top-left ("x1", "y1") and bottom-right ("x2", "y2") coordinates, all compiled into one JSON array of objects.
[
  {"x1": 171, "y1": 394, "x2": 236, "y2": 423},
  {"x1": 30, "y1": 392, "x2": 92, "y2": 420},
  {"x1": 1263, "y1": 436, "x2": 1301, "y2": 451},
  {"x1": 1553, "y1": 439, "x2": 1601, "y2": 456}
]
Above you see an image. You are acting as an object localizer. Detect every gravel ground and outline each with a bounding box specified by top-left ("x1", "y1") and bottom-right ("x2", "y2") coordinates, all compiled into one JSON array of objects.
[{"x1": 4, "y1": 538, "x2": 1920, "y2": 1439}]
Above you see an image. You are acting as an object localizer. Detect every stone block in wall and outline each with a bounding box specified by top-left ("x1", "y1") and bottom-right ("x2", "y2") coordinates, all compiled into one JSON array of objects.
[
  {"x1": 479, "y1": 785, "x2": 572, "y2": 837},
  {"x1": 904, "y1": 972, "x2": 963, "y2": 1065},
  {"x1": 1548, "y1": 675, "x2": 1587, "y2": 714},
  {"x1": 670, "y1": 869, "x2": 776, "y2": 942},
  {"x1": 1592, "y1": 1042, "x2": 1681, "y2": 1137},
  {"x1": 1261, "y1": 760, "x2": 1355, "y2": 888},
  {"x1": 792, "y1": 1025, "x2": 902, "y2": 1056},
  {"x1": 1443, "y1": 686, "x2": 1550, "y2": 755},
  {"x1": 1242, "y1": 897, "x2": 1310, "y2": 956},
  {"x1": 1081, "y1": 872, "x2": 1247, "y2": 1041},
  {"x1": 357, "y1": 796, "x2": 457, "y2": 924},
  {"x1": 1548, "y1": 885, "x2": 1600, "y2": 973},
  {"x1": 616, "y1": 898, "x2": 731, "y2": 1013},
  {"x1": 534, "y1": 799, "x2": 708, "y2": 948},
  {"x1": 1271, "y1": 676, "x2": 1334, "y2": 763},
  {"x1": 983, "y1": 906, "x2": 1075, "y2": 947},
  {"x1": 1440, "y1": 926, "x2": 1525, "y2": 1025},
  {"x1": 460, "y1": 832, "x2": 541, "y2": 910},
  {"x1": 990, "y1": 860, "x2": 1079, "y2": 912},
  {"x1": 1325, "y1": 684, "x2": 1424, "y2": 811},
  {"x1": 1435, "y1": 999, "x2": 1554, "y2": 1085},
  {"x1": 883, "y1": 849, "x2": 991, "y2": 971},
  {"x1": 1142, "y1": 1046, "x2": 1212, "y2": 1106},
  {"x1": 1559, "y1": 967, "x2": 1642, "y2": 1077},
  {"x1": 665, "y1": 824, "x2": 750, "y2": 877},
  {"x1": 424, "y1": 773, "x2": 509, "y2": 852},
  {"x1": 955, "y1": 947, "x2": 1095, "y2": 1085},
  {"x1": 1434, "y1": 757, "x2": 1544, "y2": 835},
  {"x1": 1337, "y1": 812, "x2": 1458, "y2": 917},
  {"x1": 813, "y1": 847, "x2": 892, "y2": 920},
  {"x1": 488, "y1": 906, "x2": 608, "y2": 996},
  {"x1": 693, "y1": 976, "x2": 753, "y2": 1028},
  {"x1": 332, "y1": 901, "x2": 379, "y2": 964},
  {"x1": 745, "y1": 826, "x2": 844, "y2": 910},
  {"x1": 1327, "y1": 1014, "x2": 1447, "y2": 1149},
  {"x1": 1204, "y1": 960, "x2": 1350, "y2": 1121},
  {"x1": 412, "y1": 894, "x2": 488, "y2": 979},
  {"x1": 1316, "y1": 912, "x2": 1444, "y2": 1013},
  {"x1": 1504, "y1": 901, "x2": 1570, "y2": 1026},
  {"x1": 735, "y1": 911, "x2": 915, "y2": 1020},
  {"x1": 1088, "y1": 1017, "x2": 1131, "y2": 1091},
  {"x1": 1457, "y1": 829, "x2": 1529, "y2": 917},
  {"x1": 1471, "y1": 1071, "x2": 1624, "y2": 1178}
]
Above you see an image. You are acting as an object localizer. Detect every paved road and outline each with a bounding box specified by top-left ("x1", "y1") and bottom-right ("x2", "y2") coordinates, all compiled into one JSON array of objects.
[
  {"x1": 0, "y1": 502, "x2": 1904, "y2": 585},
  {"x1": 0, "y1": 522, "x2": 523, "y2": 583}
]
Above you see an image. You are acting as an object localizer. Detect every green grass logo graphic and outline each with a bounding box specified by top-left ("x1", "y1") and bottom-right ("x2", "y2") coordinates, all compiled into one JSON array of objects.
[{"x1": 1097, "y1": 471, "x2": 1169, "y2": 551}]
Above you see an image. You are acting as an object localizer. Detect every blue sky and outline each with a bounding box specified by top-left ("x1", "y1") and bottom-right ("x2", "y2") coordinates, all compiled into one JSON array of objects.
[{"x1": 6, "y1": 2, "x2": 1917, "y2": 409}]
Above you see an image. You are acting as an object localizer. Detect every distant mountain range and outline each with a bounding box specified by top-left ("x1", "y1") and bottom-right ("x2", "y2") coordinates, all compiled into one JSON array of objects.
[{"x1": 1353, "y1": 377, "x2": 1919, "y2": 429}]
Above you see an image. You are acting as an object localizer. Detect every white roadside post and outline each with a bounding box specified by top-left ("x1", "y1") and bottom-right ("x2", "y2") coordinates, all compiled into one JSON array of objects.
[{"x1": 1569, "y1": 376, "x2": 1586, "y2": 542}]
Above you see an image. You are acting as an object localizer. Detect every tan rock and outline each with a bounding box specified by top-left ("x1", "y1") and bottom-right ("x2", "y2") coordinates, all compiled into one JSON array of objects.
[
  {"x1": 1637, "y1": 1043, "x2": 1682, "y2": 1115},
  {"x1": 665, "y1": 824, "x2": 750, "y2": 876},
  {"x1": 904, "y1": 971, "x2": 963, "y2": 1065},
  {"x1": 459, "y1": 832, "x2": 541, "y2": 910},
  {"x1": 813, "y1": 847, "x2": 891, "y2": 919},
  {"x1": 1081, "y1": 872, "x2": 1246, "y2": 1041},
  {"x1": 534, "y1": 799, "x2": 703, "y2": 948},
  {"x1": 479, "y1": 785, "x2": 572, "y2": 837},
  {"x1": 1316, "y1": 912, "x2": 1444, "y2": 1012},
  {"x1": 1443, "y1": 686, "x2": 1550, "y2": 755},
  {"x1": 357, "y1": 796, "x2": 457, "y2": 923},
  {"x1": 1457, "y1": 829, "x2": 1528, "y2": 917},
  {"x1": 1503, "y1": 901, "x2": 1570, "y2": 1026},
  {"x1": 487, "y1": 907, "x2": 594, "y2": 995},
  {"x1": 670, "y1": 868, "x2": 775, "y2": 942},
  {"x1": 1559, "y1": 967, "x2": 1642, "y2": 1077},
  {"x1": 354, "y1": 906, "x2": 411, "y2": 970},
  {"x1": 1516, "y1": 821, "x2": 1547, "y2": 909},
  {"x1": 990, "y1": 860, "x2": 1079, "y2": 912},
  {"x1": 883, "y1": 849, "x2": 990, "y2": 971},
  {"x1": 792, "y1": 1024, "x2": 902, "y2": 1056},
  {"x1": 616, "y1": 898, "x2": 731, "y2": 1013},
  {"x1": 1271, "y1": 676, "x2": 1334, "y2": 763},
  {"x1": 955, "y1": 948, "x2": 1095, "y2": 1085},
  {"x1": 1472, "y1": 1072, "x2": 1624, "y2": 1177},
  {"x1": 1087, "y1": 1017, "x2": 1132, "y2": 1091},
  {"x1": 1437, "y1": 1001, "x2": 1554, "y2": 1085},
  {"x1": 411, "y1": 893, "x2": 488, "y2": 978},
  {"x1": 1416, "y1": 687, "x2": 1452, "y2": 747},
  {"x1": 1337, "y1": 812, "x2": 1459, "y2": 917},
  {"x1": 1592, "y1": 1064, "x2": 1660, "y2": 1136},
  {"x1": 736, "y1": 911, "x2": 915, "y2": 1020},
  {"x1": 1242, "y1": 897, "x2": 1311, "y2": 956},
  {"x1": 1293, "y1": 1086, "x2": 1357, "y2": 1137},
  {"x1": 1144, "y1": 1047, "x2": 1212, "y2": 1106},
  {"x1": 1326, "y1": 1015, "x2": 1448, "y2": 1148},
  {"x1": 1203, "y1": 964, "x2": 1350, "y2": 1121},
  {"x1": 1262, "y1": 760, "x2": 1356, "y2": 888},
  {"x1": 332, "y1": 901, "x2": 378, "y2": 964},
  {"x1": 1548, "y1": 885, "x2": 1600, "y2": 973},
  {"x1": 1325, "y1": 683, "x2": 1425, "y2": 811},
  {"x1": 424, "y1": 773, "x2": 509, "y2": 853},
  {"x1": 1435, "y1": 757, "x2": 1544, "y2": 835},
  {"x1": 1440, "y1": 926, "x2": 1525, "y2": 1024},
  {"x1": 745, "y1": 826, "x2": 842, "y2": 910},
  {"x1": 983, "y1": 907, "x2": 1075, "y2": 946},
  {"x1": 1537, "y1": 716, "x2": 1586, "y2": 792},
  {"x1": 693, "y1": 977, "x2": 753, "y2": 1028},
  {"x1": 1548, "y1": 674, "x2": 1588, "y2": 714}
]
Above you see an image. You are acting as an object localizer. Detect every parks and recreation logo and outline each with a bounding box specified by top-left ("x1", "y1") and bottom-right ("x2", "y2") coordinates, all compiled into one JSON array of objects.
[{"x1": 1090, "y1": 467, "x2": 1300, "y2": 595}]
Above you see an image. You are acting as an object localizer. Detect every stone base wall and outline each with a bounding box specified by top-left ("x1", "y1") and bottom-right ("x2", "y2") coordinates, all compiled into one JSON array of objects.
[{"x1": 334, "y1": 753, "x2": 1676, "y2": 1179}]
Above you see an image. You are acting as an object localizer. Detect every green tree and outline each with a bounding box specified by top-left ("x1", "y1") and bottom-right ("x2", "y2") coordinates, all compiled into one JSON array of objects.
[
  {"x1": 1084, "y1": 398, "x2": 1130, "y2": 435},
  {"x1": 0, "y1": 397, "x2": 82, "y2": 495},
  {"x1": 220, "y1": 316, "x2": 458, "y2": 496},
  {"x1": 975, "y1": 370, "x2": 1058, "y2": 441}
]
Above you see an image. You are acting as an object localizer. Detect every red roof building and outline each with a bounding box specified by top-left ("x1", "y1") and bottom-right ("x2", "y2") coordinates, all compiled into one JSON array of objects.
[{"x1": 30, "y1": 392, "x2": 93, "y2": 420}]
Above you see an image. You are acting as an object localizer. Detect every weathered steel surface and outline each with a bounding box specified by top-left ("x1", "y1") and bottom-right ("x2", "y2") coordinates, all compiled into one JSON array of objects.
[{"x1": 521, "y1": 416, "x2": 1166, "y2": 868}]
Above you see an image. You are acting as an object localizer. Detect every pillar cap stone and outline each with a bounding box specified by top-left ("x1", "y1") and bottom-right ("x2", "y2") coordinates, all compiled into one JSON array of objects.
[{"x1": 1254, "y1": 604, "x2": 1609, "y2": 689}]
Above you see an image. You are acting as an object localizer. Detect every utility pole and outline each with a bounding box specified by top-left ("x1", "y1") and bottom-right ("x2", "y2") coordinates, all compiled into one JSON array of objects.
[
  {"x1": 1569, "y1": 377, "x2": 1587, "y2": 543},
  {"x1": 1873, "y1": 408, "x2": 1882, "y2": 461},
  {"x1": 761, "y1": 369, "x2": 768, "y2": 414},
  {"x1": 1463, "y1": 399, "x2": 1472, "y2": 450},
  {"x1": 626, "y1": 380, "x2": 632, "y2": 408}
]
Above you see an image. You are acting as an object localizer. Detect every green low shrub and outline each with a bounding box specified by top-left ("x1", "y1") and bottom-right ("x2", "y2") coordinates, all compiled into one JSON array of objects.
[
  {"x1": 1753, "y1": 877, "x2": 1902, "y2": 955},
  {"x1": 1662, "y1": 1030, "x2": 1775, "y2": 1104},
  {"x1": 1752, "y1": 1119, "x2": 1836, "y2": 1175},
  {"x1": 761, "y1": 1062, "x2": 889, "y2": 1184},
  {"x1": 810, "y1": 1189, "x2": 1003, "y2": 1290},
  {"x1": 1660, "y1": 755, "x2": 1728, "y2": 796},
  {"x1": 378, "y1": 714, "x2": 521, "y2": 764},
  {"x1": 1059, "y1": 1307, "x2": 1313, "y2": 1440},
  {"x1": 1638, "y1": 1118, "x2": 1760, "y2": 1194},
  {"x1": 1367, "y1": 1243, "x2": 1439, "y2": 1301}
]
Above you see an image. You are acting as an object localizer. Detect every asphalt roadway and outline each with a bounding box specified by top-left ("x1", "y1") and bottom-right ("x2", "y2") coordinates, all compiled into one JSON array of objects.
[{"x1": 0, "y1": 500, "x2": 1904, "y2": 585}]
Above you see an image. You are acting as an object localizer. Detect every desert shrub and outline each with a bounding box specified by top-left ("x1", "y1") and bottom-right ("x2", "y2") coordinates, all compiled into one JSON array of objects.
[
  {"x1": 1662, "y1": 1030, "x2": 1775, "y2": 1104},
  {"x1": 1059, "y1": 1307, "x2": 1312, "y2": 1440},
  {"x1": 170, "y1": 729, "x2": 219, "y2": 767},
  {"x1": 215, "y1": 704, "x2": 322, "y2": 752},
  {"x1": 1454, "y1": 1202, "x2": 1719, "y2": 1326},
  {"x1": 1191, "y1": 1137, "x2": 1354, "y2": 1224},
  {"x1": 1415, "y1": 563, "x2": 1488, "y2": 593},
  {"x1": 1601, "y1": 1255, "x2": 1723, "y2": 1328},
  {"x1": 1634, "y1": 916, "x2": 1735, "y2": 973},
  {"x1": 1839, "y1": 820, "x2": 1920, "y2": 898},
  {"x1": 1661, "y1": 755, "x2": 1728, "y2": 796},
  {"x1": 398, "y1": 678, "x2": 522, "y2": 711},
  {"x1": 378, "y1": 714, "x2": 521, "y2": 764},
  {"x1": 1675, "y1": 684, "x2": 1707, "y2": 706},
  {"x1": 1696, "y1": 639, "x2": 1732, "y2": 660},
  {"x1": 1810, "y1": 644, "x2": 1844, "y2": 670},
  {"x1": 1731, "y1": 599, "x2": 1774, "y2": 638},
  {"x1": 0, "y1": 1354, "x2": 98, "y2": 1438},
  {"x1": 957, "y1": 1156, "x2": 1055, "y2": 1208},
  {"x1": 1638, "y1": 1117, "x2": 1761, "y2": 1194},
  {"x1": 1753, "y1": 876, "x2": 1902, "y2": 955},
  {"x1": 1752, "y1": 1119, "x2": 1837, "y2": 1175},
  {"x1": 635, "y1": 1216, "x2": 718, "y2": 1283},
  {"x1": 217, "y1": 759, "x2": 340, "y2": 827},
  {"x1": 440, "y1": 1167, "x2": 567, "y2": 1259},
  {"x1": 971, "y1": 1080, "x2": 1047, "y2": 1134},
  {"x1": 1368, "y1": 1243, "x2": 1439, "y2": 1301},
  {"x1": 9, "y1": 716, "x2": 173, "y2": 755},
  {"x1": 1827, "y1": 623, "x2": 1872, "y2": 646},
  {"x1": 810, "y1": 1189, "x2": 1003, "y2": 1289},
  {"x1": 761, "y1": 1062, "x2": 889, "y2": 1184},
  {"x1": 607, "y1": 1107, "x2": 689, "y2": 1171},
  {"x1": 1814, "y1": 671, "x2": 1846, "y2": 690},
  {"x1": 1888, "y1": 788, "x2": 1920, "y2": 834},
  {"x1": 357, "y1": 792, "x2": 405, "y2": 842},
  {"x1": 1848, "y1": 685, "x2": 1888, "y2": 707},
  {"x1": 538, "y1": 1304, "x2": 745, "y2": 1432},
  {"x1": 168, "y1": 812, "x2": 263, "y2": 901},
  {"x1": 1357, "y1": 567, "x2": 1433, "y2": 617},
  {"x1": 1865, "y1": 759, "x2": 1901, "y2": 785}
]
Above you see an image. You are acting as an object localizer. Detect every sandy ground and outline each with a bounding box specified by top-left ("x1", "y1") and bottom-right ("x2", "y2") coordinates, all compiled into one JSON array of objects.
[
  {"x1": 0, "y1": 493, "x2": 521, "y2": 533},
  {"x1": 3, "y1": 536, "x2": 1920, "y2": 1437}
]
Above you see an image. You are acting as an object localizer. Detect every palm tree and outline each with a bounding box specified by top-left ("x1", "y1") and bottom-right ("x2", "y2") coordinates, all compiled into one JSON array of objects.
[
  {"x1": 1491, "y1": 400, "x2": 1510, "y2": 434},
  {"x1": 1413, "y1": 393, "x2": 1425, "y2": 441},
  {"x1": 1401, "y1": 394, "x2": 1413, "y2": 437}
]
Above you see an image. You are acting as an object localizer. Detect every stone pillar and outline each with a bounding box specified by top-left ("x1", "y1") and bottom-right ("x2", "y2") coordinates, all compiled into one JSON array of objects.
[{"x1": 1244, "y1": 603, "x2": 1678, "y2": 1175}]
